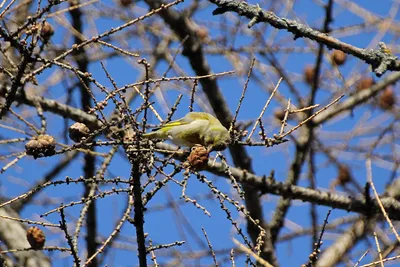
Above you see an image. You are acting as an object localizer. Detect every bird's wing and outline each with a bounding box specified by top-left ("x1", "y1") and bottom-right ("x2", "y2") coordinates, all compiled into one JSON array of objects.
[
  {"x1": 150, "y1": 118, "x2": 188, "y2": 132},
  {"x1": 167, "y1": 119, "x2": 209, "y2": 146},
  {"x1": 152, "y1": 112, "x2": 204, "y2": 131},
  {"x1": 167, "y1": 119, "x2": 208, "y2": 134}
]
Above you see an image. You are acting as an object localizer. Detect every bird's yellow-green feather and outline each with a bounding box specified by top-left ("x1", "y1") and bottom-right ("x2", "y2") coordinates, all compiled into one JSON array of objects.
[
  {"x1": 186, "y1": 112, "x2": 221, "y2": 124},
  {"x1": 142, "y1": 112, "x2": 230, "y2": 150},
  {"x1": 172, "y1": 129, "x2": 203, "y2": 145},
  {"x1": 161, "y1": 119, "x2": 187, "y2": 127},
  {"x1": 142, "y1": 119, "x2": 189, "y2": 139}
]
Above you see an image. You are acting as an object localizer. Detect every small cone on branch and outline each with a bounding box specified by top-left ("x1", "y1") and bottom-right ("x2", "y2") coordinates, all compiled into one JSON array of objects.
[
  {"x1": 40, "y1": 22, "x2": 54, "y2": 42},
  {"x1": 331, "y1": 50, "x2": 347, "y2": 66},
  {"x1": 356, "y1": 76, "x2": 374, "y2": 92},
  {"x1": 27, "y1": 227, "x2": 45, "y2": 249},
  {"x1": 379, "y1": 86, "x2": 396, "y2": 110},
  {"x1": 330, "y1": 164, "x2": 352, "y2": 191},
  {"x1": 337, "y1": 165, "x2": 352, "y2": 186},
  {"x1": 274, "y1": 109, "x2": 286, "y2": 121},
  {"x1": 303, "y1": 65, "x2": 315, "y2": 85},
  {"x1": 25, "y1": 135, "x2": 56, "y2": 158},
  {"x1": 68, "y1": 122, "x2": 91, "y2": 142},
  {"x1": 119, "y1": 0, "x2": 132, "y2": 7},
  {"x1": 187, "y1": 145, "x2": 209, "y2": 170},
  {"x1": 196, "y1": 27, "x2": 209, "y2": 41}
]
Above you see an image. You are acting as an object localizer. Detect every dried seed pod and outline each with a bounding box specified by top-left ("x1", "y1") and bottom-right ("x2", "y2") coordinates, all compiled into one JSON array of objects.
[
  {"x1": 187, "y1": 145, "x2": 209, "y2": 170},
  {"x1": 40, "y1": 22, "x2": 54, "y2": 42},
  {"x1": 379, "y1": 86, "x2": 396, "y2": 110},
  {"x1": 69, "y1": 122, "x2": 91, "y2": 143},
  {"x1": 25, "y1": 135, "x2": 56, "y2": 158},
  {"x1": 337, "y1": 165, "x2": 352, "y2": 186},
  {"x1": 119, "y1": 0, "x2": 132, "y2": 6},
  {"x1": 303, "y1": 65, "x2": 315, "y2": 85},
  {"x1": 196, "y1": 27, "x2": 209, "y2": 41},
  {"x1": 356, "y1": 76, "x2": 374, "y2": 92},
  {"x1": 274, "y1": 109, "x2": 286, "y2": 121},
  {"x1": 331, "y1": 50, "x2": 347, "y2": 66},
  {"x1": 27, "y1": 226, "x2": 45, "y2": 249}
]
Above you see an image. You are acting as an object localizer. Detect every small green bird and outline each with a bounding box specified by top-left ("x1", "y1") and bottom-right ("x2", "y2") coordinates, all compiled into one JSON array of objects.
[{"x1": 143, "y1": 112, "x2": 230, "y2": 151}]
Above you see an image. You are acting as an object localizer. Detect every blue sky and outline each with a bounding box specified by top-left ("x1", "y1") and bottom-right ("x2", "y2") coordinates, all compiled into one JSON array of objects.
[{"x1": 1, "y1": 0, "x2": 399, "y2": 266}]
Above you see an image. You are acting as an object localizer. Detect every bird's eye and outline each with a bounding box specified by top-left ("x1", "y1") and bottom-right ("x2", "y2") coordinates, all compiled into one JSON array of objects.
[{"x1": 214, "y1": 143, "x2": 227, "y2": 151}]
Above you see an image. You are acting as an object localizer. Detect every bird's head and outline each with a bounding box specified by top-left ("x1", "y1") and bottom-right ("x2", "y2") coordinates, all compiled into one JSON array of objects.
[{"x1": 204, "y1": 128, "x2": 231, "y2": 152}]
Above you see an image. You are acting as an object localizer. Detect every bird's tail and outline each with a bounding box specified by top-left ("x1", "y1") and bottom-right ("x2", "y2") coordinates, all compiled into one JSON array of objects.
[
  {"x1": 143, "y1": 129, "x2": 169, "y2": 140},
  {"x1": 142, "y1": 131, "x2": 159, "y2": 139}
]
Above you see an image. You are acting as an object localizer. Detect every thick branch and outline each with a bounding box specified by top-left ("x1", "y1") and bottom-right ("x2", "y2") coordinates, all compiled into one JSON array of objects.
[
  {"x1": 314, "y1": 71, "x2": 400, "y2": 125},
  {"x1": 207, "y1": 160, "x2": 400, "y2": 220},
  {"x1": 208, "y1": 0, "x2": 400, "y2": 76}
]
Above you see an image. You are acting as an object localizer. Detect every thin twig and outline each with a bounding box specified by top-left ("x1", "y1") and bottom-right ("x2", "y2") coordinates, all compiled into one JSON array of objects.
[
  {"x1": 278, "y1": 99, "x2": 290, "y2": 136},
  {"x1": 232, "y1": 238, "x2": 273, "y2": 267},
  {"x1": 372, "y1": 232, "x2": 384, "y2": 267},
  {"x1": 189, "y1": 79, "x2": 198, "y2": 112},
  {"x1": 354, "y1": 250, "x2": 369, "y2": 267},
  {"x1": 60, "y1": 208, "x2": 81, "y2": 267},
  {"x1": 366, "y1": 158, "x2": 400, "y2": 243},
  {"x1": 276, "y1": 94, "x2": 344, "y2": 139},
  {"x1": 229, "y1": 56, "x2": 256, "y2": 133},
  {"x1": 202, "y1": 228, "x2": 219, "y2": 267},
  {"x1": 246, "y1": 77, "x2": 282, "y2": 141}
]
